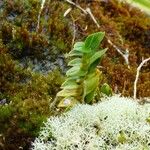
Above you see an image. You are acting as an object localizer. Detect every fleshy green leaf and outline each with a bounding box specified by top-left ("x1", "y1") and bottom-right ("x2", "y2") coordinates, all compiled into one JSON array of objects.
[
  {"x1": 83, "y1": 32, "x2": 105, "y2": 53},
  {"x1": 66, "y1": 66, "x2": 87, "y2": 77},
  {"x1": 61, "y1": 79, "x2": 75, "y2": 87},
  {"x1": 84, "y1": 90, "x2": 95, "y2": 104},
  {"x1": 88, "y1": 48, "x2": 107, "y2": 72},
  {"x1": 68, "y1": 58, "x2": 81, "y2": 66},
  {"x1": 67, "y1": 76, "x2": 80, "y2": 81},
  {"x1": 57, "y1": 89, "x2": 78, "y2": 97},
  {"x1": 89, "y1": 48, "x2": 107, "y2": 67},
  {"x1": 68, "y1": 50, "x2": 83, "y2": 57},
  {"x1": 83, "y1": 71, "x2": 99, "y2": 98},
  {"x1": 73, "y1": 42, "x2": 85, "y2": 51},
  {"x1": 100, "y1": 83, "x2": 112, "y2": 96},
  {"x1": 66, "y1": 66, "x2": 80, "y2": 76},
  {"x1": 61, "y1": 80, "x2": 79, "y2": 90}
]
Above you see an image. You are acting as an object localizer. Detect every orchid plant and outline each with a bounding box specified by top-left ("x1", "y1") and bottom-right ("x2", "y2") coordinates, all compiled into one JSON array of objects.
[{"x1": 57, "y1": 32, "x2": 111, "y2": 107}]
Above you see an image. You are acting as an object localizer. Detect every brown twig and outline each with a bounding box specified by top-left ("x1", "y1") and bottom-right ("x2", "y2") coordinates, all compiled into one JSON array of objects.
[
  {"x1": 70, "y1": 15, "x2": 76, "y2": 46},
  {"x1": 107, "y1": 39, "x2": 130, "y2": 68},
  {"x1": 65, "y1": 0, "x2": 87, "y2": 14},
  {"x1": 36, "y1": 0, "x2": 46, "y2": 32},
  {"x1": 86, "y1": 7, "x2": 100, "y2": 28},
  {"x1": 133, "y1": 57, "x2": 150, "y2": 99}
]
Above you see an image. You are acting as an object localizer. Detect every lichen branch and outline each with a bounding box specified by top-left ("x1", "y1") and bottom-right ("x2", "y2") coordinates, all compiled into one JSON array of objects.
[{"x1": 133, "y1": 57, "x2": 150, "y2": 99}]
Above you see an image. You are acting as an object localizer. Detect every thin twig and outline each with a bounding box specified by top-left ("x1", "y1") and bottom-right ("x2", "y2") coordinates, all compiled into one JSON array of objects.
[
  {"x1": 36, "y1": 0, "x2": 46, "y2": 32},
  {"x1": 107, "y1": 39, "x2": 130, "y2": 68},
  {"x1": 65, "y1": 0, "x2": 87, "y2": 14},
  {"x1": 71, "y1": 16, "x2": 76, "y2": 46},
  {"x1": 86, "y1": 7, "x2": 100, "y2": 28},
  {"x1": 64, "y1": 8, "x2": 72, "y2": 17},
  {"x1": 133, "y1": 57, "x2": 150, "y2": 99}
]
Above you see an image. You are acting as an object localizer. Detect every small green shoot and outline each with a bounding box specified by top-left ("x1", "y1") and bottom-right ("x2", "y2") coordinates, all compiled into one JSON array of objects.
[{"x1": 56, "y1": 32, "x2": 111, "y2": 108}]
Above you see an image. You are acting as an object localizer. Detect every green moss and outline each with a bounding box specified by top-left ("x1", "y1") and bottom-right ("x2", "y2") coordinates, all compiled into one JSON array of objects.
[
  {"x1": 18, "y1": 114, "x2": 47, "y2": 136},
  {"x1": 0, "y1": 105, "x2": 13, "y2": 122},
  {"x1": 0, "y1": 42, "x2": 64, "y2": 147}
]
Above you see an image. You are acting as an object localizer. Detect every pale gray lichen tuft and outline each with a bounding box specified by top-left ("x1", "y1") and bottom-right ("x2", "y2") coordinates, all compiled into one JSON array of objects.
[{"x1": 32, "y1": 95, "x2": 150, "y2": 150}]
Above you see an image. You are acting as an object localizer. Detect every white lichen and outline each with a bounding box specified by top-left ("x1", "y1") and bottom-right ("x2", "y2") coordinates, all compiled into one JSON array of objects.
[{"x1": 32, "y1": 95, "x2": 150, "y2": 150}]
